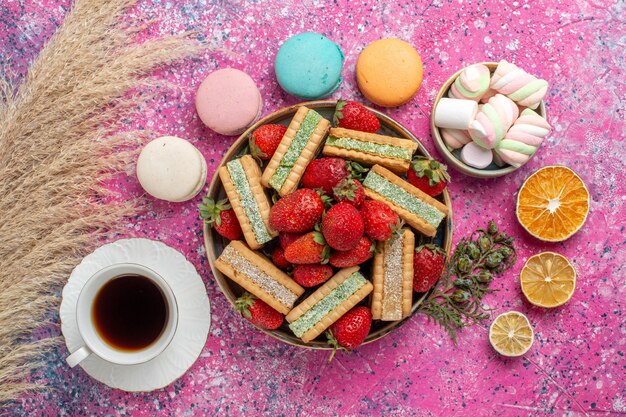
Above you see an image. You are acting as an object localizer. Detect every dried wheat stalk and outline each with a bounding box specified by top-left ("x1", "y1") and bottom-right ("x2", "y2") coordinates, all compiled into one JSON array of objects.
[{"x1": 0, "y1": 0, "x2": 203, "y2": 405}]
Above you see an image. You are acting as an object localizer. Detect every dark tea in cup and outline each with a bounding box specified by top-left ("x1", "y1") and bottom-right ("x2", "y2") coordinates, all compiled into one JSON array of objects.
[
  {"x1": 67, "y1": 263, "x2": 178, "y2": 368},
  {"x1": 92, "y1": 274, "x2": 168, "y2": 351}
]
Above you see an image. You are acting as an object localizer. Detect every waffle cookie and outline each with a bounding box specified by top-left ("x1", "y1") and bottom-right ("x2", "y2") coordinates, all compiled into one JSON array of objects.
[
  {"x1": 219, "y1": 155, "x2": 277, "y2": 249},
  {"x1": 215, "y1": 240, "x2": 305, "y2": 315},
  {"x1": 323, "y1": 127, "x2": 418, "y2": 175},
  {"x1": 362, "y1": 165, "x2": 448, "y2": 237},
  {"x1": 286, "y1": 267, "x2": 373, "y2": 343},
  {"x1": 371, "y1": 229, "x2": 415, "y2": 321},
  {"x1": 261, "y1": 106, "x2": 330, "y2": 196}
]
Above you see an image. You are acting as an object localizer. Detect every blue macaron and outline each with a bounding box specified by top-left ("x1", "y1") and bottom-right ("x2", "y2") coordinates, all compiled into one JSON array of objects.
[{"x1": 274, "y1": 32, "x2": 344, "y2": 100}]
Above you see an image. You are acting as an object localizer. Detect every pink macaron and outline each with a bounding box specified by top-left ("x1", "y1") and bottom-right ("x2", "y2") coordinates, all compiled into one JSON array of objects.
[{"x1": 195, "y1": 68, "x2": 263, "y2": 136}]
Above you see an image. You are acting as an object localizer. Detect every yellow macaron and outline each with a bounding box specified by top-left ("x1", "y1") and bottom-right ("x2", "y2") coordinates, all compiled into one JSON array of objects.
[{"x1": 356, "y1": 39, "x2": 423, "y2": 107}]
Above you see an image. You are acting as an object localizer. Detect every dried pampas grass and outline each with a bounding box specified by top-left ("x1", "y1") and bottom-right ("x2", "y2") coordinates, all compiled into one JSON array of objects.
[{"x1": 0, "y1": 0, "x2": 203, "y2": 405}]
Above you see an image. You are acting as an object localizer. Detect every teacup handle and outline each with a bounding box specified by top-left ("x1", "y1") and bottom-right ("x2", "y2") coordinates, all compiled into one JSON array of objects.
[{"x1": 66, "y1": 346, "x2": 92, "y2": 368}]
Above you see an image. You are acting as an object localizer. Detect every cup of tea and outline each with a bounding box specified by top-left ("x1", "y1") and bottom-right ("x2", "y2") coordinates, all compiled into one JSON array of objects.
[{"x1": 66, "y1": 263, "x2": 178, "y2": 367}]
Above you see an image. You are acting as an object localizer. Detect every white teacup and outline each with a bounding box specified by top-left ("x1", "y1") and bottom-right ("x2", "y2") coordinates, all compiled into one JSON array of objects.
[{"x1": 66, "y1": 263, "x2": 178, "y2": 367}]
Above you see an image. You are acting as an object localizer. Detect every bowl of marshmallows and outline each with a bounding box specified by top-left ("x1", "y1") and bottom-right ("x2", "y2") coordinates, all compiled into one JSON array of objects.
[{"x1": 431, "y1": 61, "x2": 550, "y2": 178}]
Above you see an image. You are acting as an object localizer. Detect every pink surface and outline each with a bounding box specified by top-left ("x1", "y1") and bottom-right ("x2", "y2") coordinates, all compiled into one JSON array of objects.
[{"x1": 2, "y1": 0, "x2": 625, "y2": 416}]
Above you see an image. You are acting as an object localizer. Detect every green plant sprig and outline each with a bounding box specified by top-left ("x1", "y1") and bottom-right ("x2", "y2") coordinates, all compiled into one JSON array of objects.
[{"x1": 418, "y1": 220, "x2": 517, "y2": 345}]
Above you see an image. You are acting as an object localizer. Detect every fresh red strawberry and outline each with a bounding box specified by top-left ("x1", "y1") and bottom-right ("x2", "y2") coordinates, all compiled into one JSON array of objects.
[
  {"x1": 284, "y1": 232, "x2": 330, "y2": 264},
  {"x1": 318, "y1": 191, "x2": 334, "y2": 211},
  {"x1": 327, "y1": 306, "x2": 372, "y2": 354},
  {"x1": 360, "y1": 200, "x2": 400, "y2": 241},
  {"x1": 271, "y1": 247, "x2": 292, "y2": 270},
  {"x1": 321, "y1": 202, "x2": 364, "y2": 250},
  {"x1": 413, "y1": 244, "x2": 446, "y2": 292},
  {"x1": 329, "y1": 236, "x2": 374, "y2": 268},
  {"x1": 407, "y1": 157, "x2": 451, "y2": 197},
  {"x1": 332, "y1": 178, "x2": 365, "y2": 207},
  {"x1": 333, "y1": 100, "x2": 380, "y2": 133},
  {"x1": 301, "y1": 157, "x2": 349, "y2": 195},
  {"x1": 198, "y1": 197, "x2": 243, "y2": 240},
  {"x1": 269, "y1": 189, "x2": 324, "y2": 233},
  {"x1": 279, "y1": 232, "x2": 303, "y2": 250},
  {"x1": 293, "y1": 264, "x2": 333, "y2": 287},
  {"x1": 249, "y1": 124, "x2": 287, "y2": 161},
  {"x1": 235, "y1": 293, "x2": 283, "y2": 330},
  {"x1": 346, "y1": 161, "x2": 369, "y2": 182}
]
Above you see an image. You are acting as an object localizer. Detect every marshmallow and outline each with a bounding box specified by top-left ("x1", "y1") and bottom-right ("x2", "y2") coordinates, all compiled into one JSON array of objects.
[
  {"x1": 460, "y1": 142, "x2": 494, "y2": 169},
  {"x1": 468, "y1": 94, "x2": 519, "y2": 149},
  {"x1": 441, "y1": 128, "x2": 471, "y2": 150},
  {"x1": 492, "y1": 150, "x2": 506, "y2": 167},
  {"x1": 495, "y1": 108, "x2": 551, "y2": 167},
  {"x1": 480, "y1": 88, "x2": 497, "y2": 103},
  {"x1": 490, "y1": 60, "x2": 548, "y2": 110},
  {"x1": 449, "y1": 64, "x2": 491, "y2": 101},
  {"x1": 434, "y1": 98, "x2": 478, "y2": 130}
]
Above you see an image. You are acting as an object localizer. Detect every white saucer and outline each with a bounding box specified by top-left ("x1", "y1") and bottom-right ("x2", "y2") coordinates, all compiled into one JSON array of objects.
[{"x1": 60, "y1": 238, "x2": 211, "y2": 392}]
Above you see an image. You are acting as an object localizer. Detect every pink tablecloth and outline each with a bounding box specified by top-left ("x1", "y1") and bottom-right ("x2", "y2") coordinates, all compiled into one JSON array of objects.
[{"x1": 2, "y1": 0, "x2": 625, "y2": 415}]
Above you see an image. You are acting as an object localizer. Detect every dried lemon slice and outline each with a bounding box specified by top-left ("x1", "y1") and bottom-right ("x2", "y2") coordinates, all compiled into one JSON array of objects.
[
  {"x1": 520, "y1": 252, "x2": 576, "y2": 308},
  {"x1": 489, "y1": 311, "x2": 534, "y2": 357},
  {"x1": 516, "y1": 166, "x2": 589, "y2": 242}
]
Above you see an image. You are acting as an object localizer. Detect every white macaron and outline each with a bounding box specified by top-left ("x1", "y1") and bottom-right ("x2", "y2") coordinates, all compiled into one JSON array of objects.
[{"x1": 136, "y1": 136, "x2": 207, "y2": 202}]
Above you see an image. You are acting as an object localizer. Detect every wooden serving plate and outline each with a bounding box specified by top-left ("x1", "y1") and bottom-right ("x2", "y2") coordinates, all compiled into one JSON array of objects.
[{"x1": 203, "y1": 100, "x2": 453, "y2": 349}]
